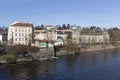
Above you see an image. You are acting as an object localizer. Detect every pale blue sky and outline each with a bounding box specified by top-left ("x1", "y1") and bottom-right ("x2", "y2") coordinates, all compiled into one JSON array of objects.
[{"x1": 0, "y1": 0, "x2": 120, "y2": 28}]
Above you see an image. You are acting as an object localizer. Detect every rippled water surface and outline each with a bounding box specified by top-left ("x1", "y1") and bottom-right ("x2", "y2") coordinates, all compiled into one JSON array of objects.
[{"x1": 1, "y1": 49, "x2": 120, "y2": 80}]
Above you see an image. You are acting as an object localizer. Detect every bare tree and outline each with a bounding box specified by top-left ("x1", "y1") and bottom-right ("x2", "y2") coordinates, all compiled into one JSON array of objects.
[{"x1": 65, "y1": 34, "x2": 77, "y2": 56}]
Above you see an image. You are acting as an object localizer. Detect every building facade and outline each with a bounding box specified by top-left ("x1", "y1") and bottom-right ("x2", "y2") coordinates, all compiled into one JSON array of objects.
[
  {"x1": 0, "y1": 35, "x2": 2, "y2": 43},
  {"x1": 72, "y1": 26, "x2": 81, "y2": 44},
  {"x1": 34, "y1": 26, "x2": 57, "y2": 48},
  {"x1": 80, "y1": 32, "x2": 109, "y2": 45},
  {"x1": 8, "y1": 21, "x2": 34, "y2": 45},
  {"x1": 56, "y1": 29, "x2": 72, "y2": 40}
]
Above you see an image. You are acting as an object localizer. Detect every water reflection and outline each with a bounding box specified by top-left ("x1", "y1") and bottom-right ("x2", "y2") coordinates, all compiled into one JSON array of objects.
[{"x1": 0, "y1": 49, "x2": 120, "y2": 80}]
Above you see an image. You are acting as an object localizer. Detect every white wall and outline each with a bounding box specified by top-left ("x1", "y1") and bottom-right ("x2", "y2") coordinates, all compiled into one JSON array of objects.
[
  {"x1": 0, "y1": 35, "x2": 2, "y2": 43},
  {"x1": 8, "y1": 26, "x2": 33, "y2": 45}
]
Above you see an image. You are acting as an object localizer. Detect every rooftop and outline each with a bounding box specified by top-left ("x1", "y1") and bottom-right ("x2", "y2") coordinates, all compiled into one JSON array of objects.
[{"x1": 10, "y1": 21, "x2": 33, "y2": 27}]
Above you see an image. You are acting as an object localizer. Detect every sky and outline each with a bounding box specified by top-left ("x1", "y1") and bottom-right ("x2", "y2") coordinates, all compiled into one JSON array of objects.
[{"x1": 0, "y1": 0, "x2": 120, "y2": 28}]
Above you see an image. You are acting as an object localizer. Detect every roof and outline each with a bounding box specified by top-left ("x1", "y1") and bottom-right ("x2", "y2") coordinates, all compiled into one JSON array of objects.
[
  {"x1": 34, "y1": 30, "x2": 47, "y2": 34},
  {"x1": 34, "y1": 30, "x2": 41, "y2": 33},
  {"x1": 55, "y1": 39, "x2": 63, "y2": 42},
  {"x1": 57, "y1": 31, "x2": 64, "y2": 34},
  {"x1": 35, "y1": 39, "x2": 48, "y2": 42},
  {"x1": 56, "y1": 29, "x2": 71, "y2": 32},
  {"x1": 45, "y1": 25, "x2": 53, "y2": 27},
  {"x1": 72, "y1": 26, "x2": 77, "y2": 30},
  {"x1": 10, "y1": 21, "x2": 33, "y2": 27},
  {"x1": 81, "y1": 30, "x2": 103, "y2": 35},
  {"x1": 56, "y1": 29, "x2": 72, "y2": 34}
]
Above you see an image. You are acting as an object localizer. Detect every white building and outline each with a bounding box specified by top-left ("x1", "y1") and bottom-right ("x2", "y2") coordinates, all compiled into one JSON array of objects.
[
  {"x1": 54, "y1": 39, "x2": 64, "y2": 46},
  {"x1": 34, "y1": 30, "x2": 47, "y2": 40},
  {"x1": 56, "y1": 29, "x2": 72, "y2": 40},
  {"x1": 34, "y1": 29, "x2": 57, "y2": 48},
  {"x1": 45, "y1": 25, "x2": 54, "y2": 30},
  {"x1": 0, "y1": 34, "x2": 7, "y2": 44},
  {"x1": 80, "y1": 32, "x2": 109, "y2": 44},
  {"x1": 0, "y1": 34, "x2": 2, "y2": 43},
  {"x1": 72, "y1": 26, "x2": 81, "y2": 44},
  {"x1": 8, "y1": 21, "x2": 34, "y2": 45},
  {"x1": 34, "y1": 25, "x2": 81, "y2": 47}
]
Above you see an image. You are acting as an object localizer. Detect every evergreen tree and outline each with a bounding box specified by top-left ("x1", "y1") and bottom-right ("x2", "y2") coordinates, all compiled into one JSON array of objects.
[
  {"x1": 58, "y1": 25, "x2": 62, "y2": 30},
  {"x1": 67, "y1": 24, "x2": 70, "y2": 29},
  {"x1": 41, "y1": 24, "x2": 44, "y2": 30},
  {"x1": 62, "y1": 24, "x2": 67, "y2": 29},
  {"x1": 55, "y1": 25, "x2": 61, "y2": 30},
  {"x1": 90, "y1": 26, "x2": 96, "y2": 30},
  {"x1": 34, "y1": 25, "x2": 40, "y2": 30}
]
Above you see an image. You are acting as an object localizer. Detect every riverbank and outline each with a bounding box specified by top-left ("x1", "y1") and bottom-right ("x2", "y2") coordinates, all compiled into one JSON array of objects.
[
  {"x1": 57, "y1": 44, "x2": 120, "y2": 56},
  {"x1": 0, "y1": 44, "x2": 120, "y2": 64},
  {"x1": 80, "y1": 45, "x2": 119, "y2": 52}
]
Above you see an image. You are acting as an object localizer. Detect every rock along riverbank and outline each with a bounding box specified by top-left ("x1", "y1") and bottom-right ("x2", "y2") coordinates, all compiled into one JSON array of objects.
[
  {"x1": 0, "y1": 45, "x2": 120, "y2": 64},
  {"x1": 80, "y1": 45, "x2": 120, "y2": 52}
]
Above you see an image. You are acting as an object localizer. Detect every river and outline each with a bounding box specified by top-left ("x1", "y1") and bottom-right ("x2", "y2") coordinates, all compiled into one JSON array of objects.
[{"x1": 0, "y1": 49, "x2": 120, "y2": 80}]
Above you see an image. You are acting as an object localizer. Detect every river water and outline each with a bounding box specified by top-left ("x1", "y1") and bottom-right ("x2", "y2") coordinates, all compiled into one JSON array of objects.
[{"x1": 0, "y1": 49, "x2": 120, "y2": 80}]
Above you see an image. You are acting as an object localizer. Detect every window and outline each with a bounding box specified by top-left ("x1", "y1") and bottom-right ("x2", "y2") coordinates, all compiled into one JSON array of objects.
[
  {"x1": 9, "y1": 34, "x2": 11, "y2": 37},
  {"x1": 15, "y1": 29, "x2": 17, "y2": 31},
  {"x1": 19, "y1": 29, "x2": 21, "y2": 32},
  {"x1": 19, "y1": 38, "x2": 21, "y2": 41},
  {"x1": 22, "y1": 33, "x2": 24, "y2": 36},
  {"x1": 15, "y1": 33, "x2": 17, "y2": 36},
  {"x1": 22, "y1": 38, "x2": 24, "y2": 41},
  {"x1": 25, "y1": 29, "x2": 27, "y2": 32},
  {"x1": 19, "y1": 33, "x2": 21, "y2": 36},
  {"x1": 15, "y1": 38, "x2": 17, "y2": 41},
  {"x1": 25, "y1": 38, "x2": 27, "y2": 41}
]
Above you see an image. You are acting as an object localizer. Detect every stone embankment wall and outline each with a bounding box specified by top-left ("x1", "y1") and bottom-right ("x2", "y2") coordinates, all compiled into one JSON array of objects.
[
  {"x1": 29, "y1": 48, "x2": 54, "y2": 60},
  {"x1": 80, "y1": 45, "x2": 116, "y2": 52}
]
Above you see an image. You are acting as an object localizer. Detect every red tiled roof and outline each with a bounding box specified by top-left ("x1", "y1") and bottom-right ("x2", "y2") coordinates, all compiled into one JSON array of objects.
[{"x1": 11, "y1": 21, "x2": 33, "y2": 27}]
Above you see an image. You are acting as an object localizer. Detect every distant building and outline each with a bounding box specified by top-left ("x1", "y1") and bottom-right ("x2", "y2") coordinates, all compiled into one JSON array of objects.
[
  {"x1": 56, "y1": 29, "x2": 72, "y2": 40},
  {"x1": 0, "y1": 29, "x2": 8, "y2": 43},
  {"x1": 34, "y1": 28, "x2": 57, "y2": 48},
  {"x1": 34, "y1": 30, "x2": 48, "y2": 48},
  {"x1": 0, "y1": 32, "x2": 7, "y2": 44},
  {"x1": 8, "y1": 21, "x2": 34, "y2": 45},
  {"x1": 80, "y1": 31, "x2": 109, "y2": 45},
  {"x1": 35, "y1": 39, "x2": 48, "y2": 48},
  {"x1": 0, "y1": 34, "x2": 2, "y2": 43},
  {"x1": 34, "y1": 25, "x2": 82, "y2": 47},
  {"x1": 45, "y1": 25, "x2": 54, "y2": 30},
  {"x1": 34, "y1": 30, "x2": 48, "y2": 40},
  {"x1": 72, "y1": 25, "x2": 81, "y2": 44},
  {"x1": 54, "y1": 39, "x2": 64, "y2": 46}
]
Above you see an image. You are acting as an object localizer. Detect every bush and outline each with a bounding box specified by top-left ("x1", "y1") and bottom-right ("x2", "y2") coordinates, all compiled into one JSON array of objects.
[
  {"x1": 6, "y1": 45, "x2": 40, "y2": 58},
  {"x1": 65, "y1": 39, "x2": 78, "y2": 53}
]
